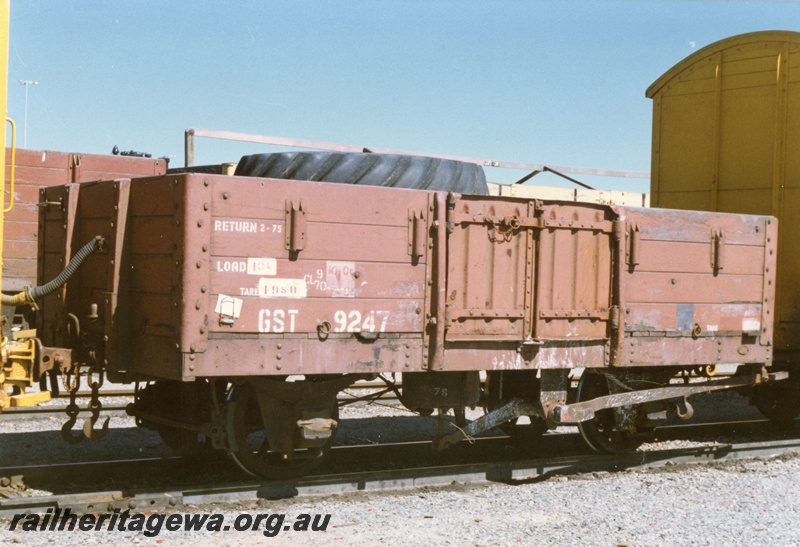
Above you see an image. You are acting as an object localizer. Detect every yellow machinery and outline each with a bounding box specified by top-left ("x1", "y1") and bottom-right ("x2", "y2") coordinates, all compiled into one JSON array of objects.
[{"x1": 0, "y1": 0, "x2": 51, "y2": 410}]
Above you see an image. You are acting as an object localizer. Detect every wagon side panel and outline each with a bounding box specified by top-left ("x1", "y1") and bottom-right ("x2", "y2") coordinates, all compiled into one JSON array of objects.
[
  {"x1": 620, "y1": 206, "x2": 775, "y2": 367},
  {"x1": 176, "y1": 175, "x2": 431, "y2": 379}
]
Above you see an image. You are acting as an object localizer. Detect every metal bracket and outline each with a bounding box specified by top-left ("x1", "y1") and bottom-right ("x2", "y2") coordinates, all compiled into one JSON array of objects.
[
  {"x1": 408, "y1": 209, "x2": 426, "y2": 259},
  {"x1": 711, "y1": 228, "x2": 725, "y2": 274},
  {"x1": 626, "y1": 221, "x2": 640, "y2": 270},
  {"x1": 539, "y1": 308, "x2": 610, "y2": 320},
  {"x1": 285, "y1": 200, "x2": 306, "y2": 253}
]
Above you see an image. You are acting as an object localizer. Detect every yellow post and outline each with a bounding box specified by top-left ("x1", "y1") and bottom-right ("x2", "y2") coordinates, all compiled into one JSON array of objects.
[{"x1": 0, "y1": 0, "x2": 8, "y2": 295}]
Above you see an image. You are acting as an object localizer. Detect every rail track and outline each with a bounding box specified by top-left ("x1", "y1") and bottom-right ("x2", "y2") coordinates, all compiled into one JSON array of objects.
[{"x1": 1, "y1": 418, "x2": 797, "y2": 518}]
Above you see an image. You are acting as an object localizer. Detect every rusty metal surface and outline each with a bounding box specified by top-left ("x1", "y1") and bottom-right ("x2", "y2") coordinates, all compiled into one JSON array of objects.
[
  {"x1": 40, "y1": 173, "x2": 776, "y2": 381},
  {"x1": 4, "y1": 148, "x2": 166, "y2": 292}
]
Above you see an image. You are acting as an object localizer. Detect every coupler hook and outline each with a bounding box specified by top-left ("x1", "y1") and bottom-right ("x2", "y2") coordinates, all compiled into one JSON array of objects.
[
  {"x1": 60, "y1": 367, "x2": 85, "y2": 444},
  {"x1": 676, "y1": 395, "x2": 694, "y2": 421}
]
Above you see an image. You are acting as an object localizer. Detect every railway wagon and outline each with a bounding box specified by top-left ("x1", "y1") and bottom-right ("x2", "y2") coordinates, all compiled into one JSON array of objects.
[
  {"x1": 34, "y1": 151, "x2": 781, "y2": 478},
  {"x1": 647, "y1": 30, "x2": 800, "y2": 420}
]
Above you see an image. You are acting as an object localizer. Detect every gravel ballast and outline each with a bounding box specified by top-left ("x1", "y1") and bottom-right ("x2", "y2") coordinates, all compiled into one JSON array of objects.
[{"x1": 1, "y1": 455, "x2": 798, "y2": 546}]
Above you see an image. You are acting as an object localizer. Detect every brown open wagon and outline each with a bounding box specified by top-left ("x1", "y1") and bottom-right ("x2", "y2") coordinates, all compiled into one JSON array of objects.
[{"x1": 33, "y1": 151, "x2": 780, "y2": 477}]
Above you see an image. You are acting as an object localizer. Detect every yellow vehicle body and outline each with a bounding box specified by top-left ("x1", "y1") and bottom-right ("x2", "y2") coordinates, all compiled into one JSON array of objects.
[
  {"x1": 0, "y1": 0, "x2": 8, "y2": 285},
  {"x1": 647, "y1": 30, "x2": 800, "y2": 361},
  {"x1": 0, "y1": 1, "x2": 33, "y2": 410}
]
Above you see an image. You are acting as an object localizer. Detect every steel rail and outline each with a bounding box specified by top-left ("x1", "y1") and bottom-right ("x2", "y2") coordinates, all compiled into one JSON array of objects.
[{"x1": 1, "y1": 420, "x2": 796, "y2": 518}]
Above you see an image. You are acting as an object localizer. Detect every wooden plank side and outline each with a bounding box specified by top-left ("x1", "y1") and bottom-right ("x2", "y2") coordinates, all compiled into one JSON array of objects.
[
  {"x1": 77, "y1": 154, "x2": 167, "y2": 178},
  {"x1": 5, "y1": 148, "x2": 70, "y2": 170},
  {"x1": 210, "y1": 221, "x2": 416, "y2": 263},
  {"x1": 214, "y1": 176, "x2": 428, "y2": 228},
  {"x1": 634, "y1": 240, "x2": 765, "y2": 275},
  {"x1": 197, "y1": 174, "x2": 430, "y2": 340},
  {"x1": 626, "y1": 207, "x2": 767, "y2": 245},
  {"x1": 626, "y1": 272, "x2": 763, "y2": 304},
  {"x1": 128, "y1": 216, "x2": 175, "y2": 255}
]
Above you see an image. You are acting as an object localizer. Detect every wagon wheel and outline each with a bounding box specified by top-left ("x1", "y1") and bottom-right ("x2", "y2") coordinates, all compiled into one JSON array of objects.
[
  {"x1": 226, "y1": 384, "x2": 338, "y2": 479},
  {"x1": 576, "y1": 371, "x2": 653, "y2": 454}
]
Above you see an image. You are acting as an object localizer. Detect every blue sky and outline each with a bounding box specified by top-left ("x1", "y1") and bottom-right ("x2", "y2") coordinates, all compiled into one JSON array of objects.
[{"x1": 6, "y1": 1, "x2": 799, "y2": 192}]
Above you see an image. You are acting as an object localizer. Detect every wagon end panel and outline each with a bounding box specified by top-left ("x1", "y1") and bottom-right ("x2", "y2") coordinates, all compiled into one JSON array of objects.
[
  {"x1": 620, "y1": 206, "x2": 775, "y2": 367},
  {"x1": 37, "y1": 179, "x2": 133, "y2": 374},
  {"x1": 180, "y1": 174, "x2": 431, "y2": 379},
  {"x1": 37, "y1": 183, "x2": 76, "y2": 348}
]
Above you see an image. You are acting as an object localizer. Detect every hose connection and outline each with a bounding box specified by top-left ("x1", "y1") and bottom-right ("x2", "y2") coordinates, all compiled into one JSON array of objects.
[{"x1": 1, "y1": 236, "x2": 104, "y2": 309}]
